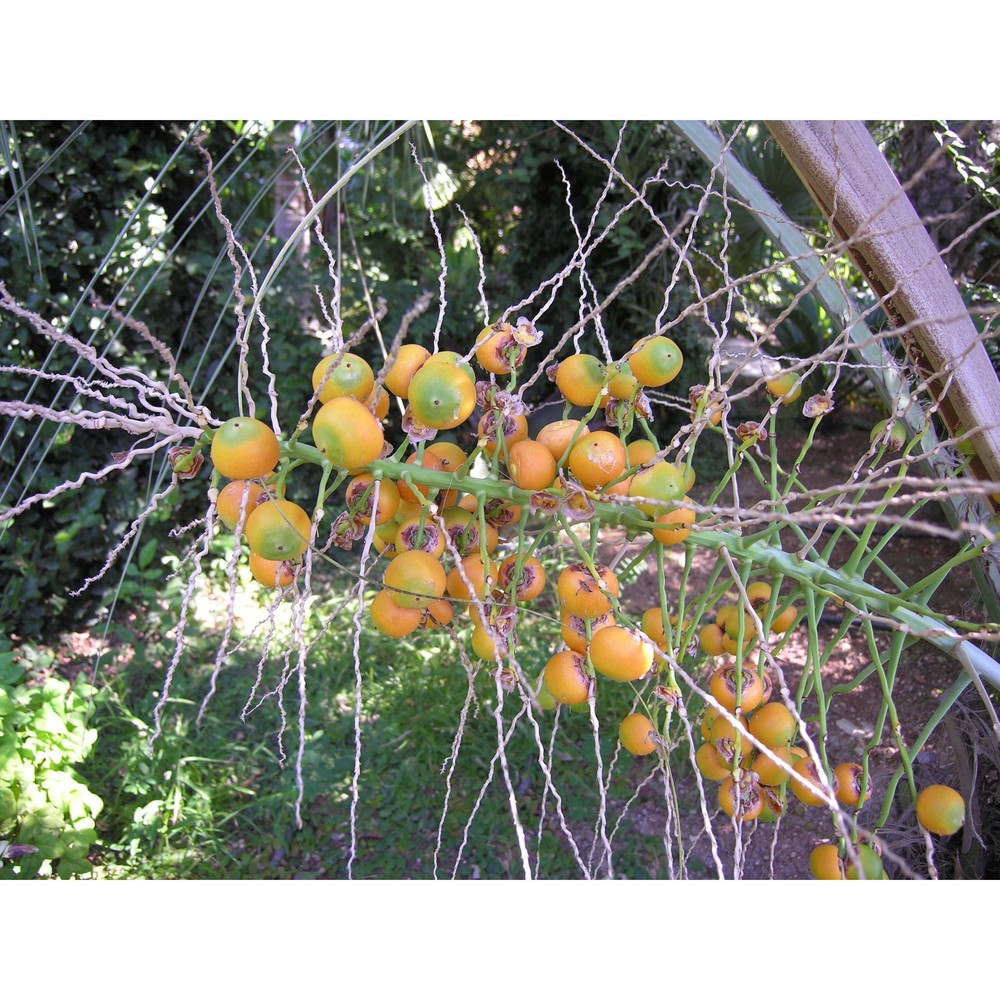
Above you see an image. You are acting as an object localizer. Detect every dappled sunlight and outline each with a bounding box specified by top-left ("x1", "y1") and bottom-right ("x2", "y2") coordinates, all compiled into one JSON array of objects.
[{"x1": 3, "y1": 120, "x2": 999, "y2": 880}]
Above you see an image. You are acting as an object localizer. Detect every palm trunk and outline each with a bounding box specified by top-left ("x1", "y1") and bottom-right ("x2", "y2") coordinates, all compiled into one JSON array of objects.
[{"x1": 766, "y1": 120, "x2": 1000, "y2": 489}]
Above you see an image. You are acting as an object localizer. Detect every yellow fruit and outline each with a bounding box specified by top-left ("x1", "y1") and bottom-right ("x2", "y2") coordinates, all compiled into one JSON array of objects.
[
  {"x1": 619, "y1": 713, "x2": 657, "y2": 755},
  {"x1": 915, "y1": 784, "x2": 965, "y2": 836}
]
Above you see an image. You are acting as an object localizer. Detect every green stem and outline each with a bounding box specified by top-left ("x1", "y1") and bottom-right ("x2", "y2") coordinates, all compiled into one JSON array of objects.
[{"x1": 876, "y1": 673, "x2": 973, "y2": 829}]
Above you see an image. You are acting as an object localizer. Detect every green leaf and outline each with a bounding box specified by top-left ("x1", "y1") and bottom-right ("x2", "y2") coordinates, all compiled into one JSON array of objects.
[
  {"x1": 137, "y1": 538, "x2": 157, "y2": 570},
  {"x1": 57, "y1": 858, "x2": 93, "y2": 878}
]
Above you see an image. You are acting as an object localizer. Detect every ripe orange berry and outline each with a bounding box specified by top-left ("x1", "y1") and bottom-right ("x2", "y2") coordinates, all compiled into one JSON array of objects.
[
  {"x1": 809, "y1": 844, "x2": 844, "y2": 880},
  {"x1": 915, "y1": 784, "x2": 965, "y2": 836},
  {"x1": 475, "y1": 322, "x2": 526, "y2": 375},
  {"x1": 211, "y1": 417, "x2": 281, "y2": 480},
  {"x1": 719, "y1": 776, "x2": 764, "y2": 822},
  {"x1": 543, "y1": 650, "x2": 591, "y2": 706},
  {"x1": 370, "y1": 589, "x2": 423, "y2": 638},
  {"x1": 478, "y1": 411, "x2": 528, "y2": 455},
  {"x1": 382, "y1": 550, "x2": 447, "y2": 610},
  {"x1": 245, "y1": 499, "x2": 312, "y2": 561},
  {"x1": 710, "y1": 716, "x2": 754, "y2": 768},
  {"x1": 554, "y1": 355, "x2": 605, "y2": 408},
  {"x1": 365, "y1": 385, "x2": 390, "y2": 420},
  {"x1": 833, "y1": 762, "x2": 873, "y2": 808},
  {"x1": 384, "y1": 343, "x2": 431, "y2": 399},
  {"x1": 446, "y1": 554, "x2": 495, "y2": 604},
  {"x1": 696, "y1": 741, "x2": 732, "y2": 781},
  {"x1": 770, "y1": 603, "x2": 799, "y2": 634},
  {"x1": 345, "y1": 474, "x2": 400, "y2": 526},
  {"x1": 619, "y1": 713, "x2": 658, "y2": 755},
  {"x1": 312, "y1": 396, "x2": 385, "y2": 470},
  {"x1": 652, "y1": 502, "x2": 696, "y2": 545},
  {"x1": 421, "y1": 598, "x2": 454, "y2": 630},
  {"x1": 589, "y1": 626, "x2": 655, "y2": 682},
  {"x1": 217, "y1": 480, "x2": 265, "y2": 530},
  {"x1": 639, "y1": 608, "x2": 669, "y2": 650},
  {"x1": 536, "y1": 419, "x2": 589, "y2": 465},
  {"x1": 557, "y1": 563, "x2": 620, "y2": 619},
  {"x1": 497, "y1": 555, "x2": 547, "y2": 602},
  {"x1": 750, "y1": 745, "x2": 797, "y2": 787},
  {"x1": 507, "y1": 439, "x2": 557, "y2": 491},
  {"x1": 471, "y1": 622, "x2": 510, "y2": 661},
  {"x1": 748, "y1": 702, "x2": 798, "y2": 749},
  {"x1": 560, "y1": 609, "x2": 614, "y2": 653},
  {"x1": 312, "y1": 352, "x2": 374, "y2": 403},
  {"x1": 790, "y1": 757, "x2": 829, "y2": 807},
  {"x1": 626, "y1": 439, "x2": 658, "y2": 467},
  {"x1": 394, "y1": 517, "x2": 446, "y2": 558},
  {"x1": 248, "y1": 552, "x2": 297, "y2": 588},
  {"x1": 709, "y1": 663, "x2": 764, "y2": 715},
  {"x1": 568, "y1": 431, "x2": 626, "y2": 489}
]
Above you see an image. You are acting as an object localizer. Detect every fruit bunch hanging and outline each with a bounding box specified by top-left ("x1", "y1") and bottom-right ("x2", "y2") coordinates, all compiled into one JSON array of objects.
[{"x1": 188, "y1": 314, "x2": 968, "y2": 879}]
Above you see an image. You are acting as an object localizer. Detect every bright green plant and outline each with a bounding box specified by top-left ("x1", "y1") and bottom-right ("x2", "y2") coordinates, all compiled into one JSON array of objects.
[
  {"x1": 3, "y1": 119, "x2": 1000, "y2": 881},
  {"x1": 0, "y1": 642, "x2": 103, "y2": 878}
]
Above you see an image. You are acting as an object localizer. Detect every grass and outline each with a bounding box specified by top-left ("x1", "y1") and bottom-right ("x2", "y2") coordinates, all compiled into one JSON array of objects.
[
  {"x1": 66, "y1": 551, "x2": 685, "y2": 880},
  {"x1": 5, "y1": 120, "x2": 999, "y2": 881}
]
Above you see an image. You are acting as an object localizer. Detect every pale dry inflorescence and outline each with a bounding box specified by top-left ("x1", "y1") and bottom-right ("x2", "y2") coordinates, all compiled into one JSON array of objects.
[{"x1": 3, "y1": 121, "x2": 1000, "y2": 879}]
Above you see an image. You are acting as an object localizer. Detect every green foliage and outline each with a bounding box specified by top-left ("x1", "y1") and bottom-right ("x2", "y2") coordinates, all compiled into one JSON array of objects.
[
  {"x1": 0, "y1": 640, "x2": 103, "y2": 878},
  {"x1": 4, "y1": 120, "x2": 999, "y2": 880}
]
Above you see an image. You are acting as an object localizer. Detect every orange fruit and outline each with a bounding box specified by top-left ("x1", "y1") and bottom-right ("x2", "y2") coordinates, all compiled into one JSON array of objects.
[
  {"x1": 567, "y1": 431, "x2": 626, "y2": 489},
  {"x1": 554, "y1": 354, "x2": 606, "y2": 408},
  {"x1": 537, "y1": 419, "x2": 589, "y2": 465},
  {"x1": 619, "y1": 713, "x2": 657, "y2": 755},
  {"x1": 589, "y1": 626, "x2": 655, "y2": 682},
  {"x1": 652, "y1": 502, "x2": 695, "y2": 545},
  {"x1": 312, "y1": 396, "x2": 385, "y2": 470},
  {"x1": 790, "y1": 757, "x2": 829, "y2": 807},
  {"x1": 629, "y1": 336, "x2": 683, "y2": 387},
  {"x1": 626, "y1": 439, "x2": 658, "y2": 467},
  {"x1": 696, "y1": 742, "x2": 732, "y2": 781},
  {"x1": 719, "y1": 776, "x2": 764, "y2": 822},
  {"x1": 211, "y1": 417, "x2": 281, "y2": 480},
  {"x1": 748, "y1": 702, "x2": 798, "y2": 749},
  {"x1": 370, "y1": 589, "x2": 423, "y2": 638},
  {"x1": 245, "y1": 499, "x2": 312, "y2": 561},
  {"x1": 557, "y1": 563, "x2": 620, "y2": 618},
  {"x1": 345, "y1": 474, "x2": 400, "y2": 525},
  {"x1": 408, "y1": 362, "x2": 477, "y2": 430},
  {"x1": 384, "y1": 343, "x2": 431, "y2": 399},
  {"x1": 217, "y1": 480, "x2": 265, "y2": 530},
  {"x1": 507, "y1": 439, "x2": 557, "y2": 491},
  {"x1": 248, "y1": 551, "x2": 297, "y2": 588},
  {"x1": 809, "y1": 844, "x2": 843, "y2": 880},
  {"x1": 382, "y1": 550, "x2": 447, "y2": 609},
  {"x1": 446, "y1": 554, "x2": 495, "y2": 603},
  {"x1": 475, "y1": 322, "x2": 526, "y2": 375},
  {"x1": 543, "y1": 650, "x2": 591, "y2": 706},
  {"x1": 497, "y1": 555, "x2": 547, "y2": 602},
  {"x1": 833, "y1": 762, "x2": 873, "y2": 808},
  {"x1": 750, "y1": 745, "x2": 796, "y2": 787},
  {"x1": 312, "y1": 352, "x2": 374, "y2": 403},
  {"x1": 915, "y1": 784, "x2": 965, "y2": 836}
]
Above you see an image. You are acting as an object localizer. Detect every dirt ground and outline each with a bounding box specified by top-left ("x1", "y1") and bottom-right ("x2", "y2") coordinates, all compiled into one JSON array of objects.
[{"x1": 599, "y1": 407, "x2": 999, "y2": 879}]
